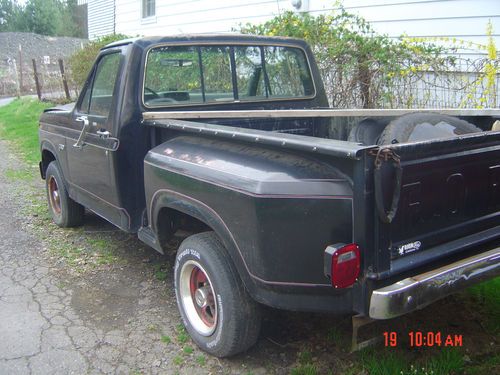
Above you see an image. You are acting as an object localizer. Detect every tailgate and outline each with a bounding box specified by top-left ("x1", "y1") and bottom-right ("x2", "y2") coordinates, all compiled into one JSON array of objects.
[{"x1": 370, "y1": 131, "x2": 500, "y2": 279}]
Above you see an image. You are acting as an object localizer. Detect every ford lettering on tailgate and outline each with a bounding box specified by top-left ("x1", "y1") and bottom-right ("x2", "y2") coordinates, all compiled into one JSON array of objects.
[{"x1": 386, "y1": 145, "x2": 500, "y2": 259}]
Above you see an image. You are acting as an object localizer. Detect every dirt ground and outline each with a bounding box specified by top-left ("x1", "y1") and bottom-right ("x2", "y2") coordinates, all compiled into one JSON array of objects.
[{"x1": 0, "y1": 139, "x2": 498, "y2": 375}]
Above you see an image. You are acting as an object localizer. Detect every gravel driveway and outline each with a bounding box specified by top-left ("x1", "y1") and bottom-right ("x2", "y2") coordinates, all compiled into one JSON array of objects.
[{"x1": 0, "y1": 138, "x2": 498, "y2": 375}]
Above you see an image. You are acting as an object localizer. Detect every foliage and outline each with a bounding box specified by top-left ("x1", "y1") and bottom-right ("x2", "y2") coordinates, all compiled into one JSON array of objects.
[
  {"x1": 0, "y1": 0, "x2": 84, "y2": 37},
  {"x1": 240, "y1": 4, "x2": 451, "y2": 108},
  {"x1": 68, "y1": 34, "x2": 130, "y2": 88}
]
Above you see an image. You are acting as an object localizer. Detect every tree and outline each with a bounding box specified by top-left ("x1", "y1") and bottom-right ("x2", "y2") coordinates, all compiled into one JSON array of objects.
[{"x1": 0, "y1": 0, "x2": 85, "y2": 37}]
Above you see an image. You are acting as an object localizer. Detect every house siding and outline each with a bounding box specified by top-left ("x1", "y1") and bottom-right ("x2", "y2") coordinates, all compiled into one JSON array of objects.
[
  {"x1": 88, "y1": 0, "x2": 115, "y2": 39},
  {"x1": 102, "y1": 0, "x2": 498, "y2": 49}
]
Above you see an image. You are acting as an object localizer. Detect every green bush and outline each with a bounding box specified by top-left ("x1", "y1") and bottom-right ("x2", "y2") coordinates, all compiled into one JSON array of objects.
[{"x1": 68, "y1": 34, "x2": 130, "y2": 88}]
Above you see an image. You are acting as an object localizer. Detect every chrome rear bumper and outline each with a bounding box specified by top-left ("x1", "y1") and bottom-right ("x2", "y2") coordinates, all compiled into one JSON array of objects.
[{"x1": 369, "y1": 247, "x2": 500, "y2": 319}]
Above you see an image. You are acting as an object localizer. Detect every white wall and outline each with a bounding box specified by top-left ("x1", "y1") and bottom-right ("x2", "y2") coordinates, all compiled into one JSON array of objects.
[
  {"x1": 107, "y1": 0, "x2": 499, "y2": 49},
  {"x1": 84, "y1": 0, "x2": 500, "y2": 57},
  {"x1": 88, "y1": 0, "x2": 115, "y2": 39}
]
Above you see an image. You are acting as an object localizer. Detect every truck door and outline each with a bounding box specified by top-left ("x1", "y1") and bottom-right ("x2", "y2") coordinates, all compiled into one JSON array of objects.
[{"x1": 67, "y1": 49, "x2": 122, "y2": 220}]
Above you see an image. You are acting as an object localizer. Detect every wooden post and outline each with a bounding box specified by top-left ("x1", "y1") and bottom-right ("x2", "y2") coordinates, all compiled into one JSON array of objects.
[
  {"x1": 18, "y1": 44, "x2": 23, "y2": 93},
  {"x1": 58, "y1": 59, "x2": 71, "y2": 100},
  {"x1": 32, "y1": 59, "x2": 42, "y2": 100}
]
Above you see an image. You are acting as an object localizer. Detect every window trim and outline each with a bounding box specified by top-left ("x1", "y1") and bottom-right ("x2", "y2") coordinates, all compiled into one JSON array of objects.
[{"x1": 141, "y1": 41, "x2": 317, "y2": 109}]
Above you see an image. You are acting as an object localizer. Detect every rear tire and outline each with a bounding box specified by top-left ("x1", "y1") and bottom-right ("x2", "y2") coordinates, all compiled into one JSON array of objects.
[
  {"x1": 45, "y1": 161, "x2": 84, "y2": 227},
  {"x1": 378, "y1": 113, "x2": 481, "y2": 145},
  {"x1": 174, "y1": 232, "x2": 261, "y2": 357}
]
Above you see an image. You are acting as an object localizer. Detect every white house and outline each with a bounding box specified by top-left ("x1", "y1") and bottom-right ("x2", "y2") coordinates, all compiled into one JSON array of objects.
[{"x1": 85, "y1": 0, "x2": 500, "y2": 50}]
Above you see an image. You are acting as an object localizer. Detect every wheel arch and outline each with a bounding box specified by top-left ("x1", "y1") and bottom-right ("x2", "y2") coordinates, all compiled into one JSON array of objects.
[
  {"x1": 150, "y1": 189, "x2": 256, "y2": 295},
  {"x1": 39, "y1": 140, "x2": 58, "y2": 179}
]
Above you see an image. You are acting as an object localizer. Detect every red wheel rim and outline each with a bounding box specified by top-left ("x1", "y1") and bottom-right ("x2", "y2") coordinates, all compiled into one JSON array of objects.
[
  {"x1": 48, "y1": 176, "x2": 61, "y2": 214},
  {"x1": 189, "y1": 266, "x2": 217, "y2": 329}
]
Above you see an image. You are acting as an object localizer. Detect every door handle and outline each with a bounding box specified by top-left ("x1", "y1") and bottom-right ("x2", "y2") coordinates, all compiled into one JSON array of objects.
[
  {"x1": 96, "y1": 129, "x2": 110, "y2": 138},
  {"x1": 73, "y1": 116, "x2": 90, "y2": 148}
]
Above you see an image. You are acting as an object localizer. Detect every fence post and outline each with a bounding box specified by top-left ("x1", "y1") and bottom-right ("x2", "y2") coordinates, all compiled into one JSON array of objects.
[
  {"x1": 32, "y1": 59, "x2": 42, "y2": 100},
  {"x1": 58, "y1": 59, "x2": 71, "y2": 100},
  {"x1": 18, "y1": 44, "x2": 23, "y2": 93}
]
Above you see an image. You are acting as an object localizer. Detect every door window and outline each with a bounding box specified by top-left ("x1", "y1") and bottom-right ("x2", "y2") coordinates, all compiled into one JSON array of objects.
[{"x1": 88, "y1": 52, "x2": 121, "y2": 118}]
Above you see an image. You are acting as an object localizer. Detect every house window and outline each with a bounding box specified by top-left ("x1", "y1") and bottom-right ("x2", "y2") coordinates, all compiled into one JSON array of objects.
[{"x1": 142, "y1": 0, "x2": 155, "y2": 19}]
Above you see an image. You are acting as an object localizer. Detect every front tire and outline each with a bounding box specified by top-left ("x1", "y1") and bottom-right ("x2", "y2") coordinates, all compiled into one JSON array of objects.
[
  {"x1": 174, "y1": 232, "x2": 261, "y2": 357},
  {"x1": 45, "y1": 161, "x2": 84, "y2": 227}
]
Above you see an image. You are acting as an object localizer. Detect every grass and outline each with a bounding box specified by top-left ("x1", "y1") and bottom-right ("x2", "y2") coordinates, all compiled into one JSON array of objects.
[
  {"x1": 359, "y1": 348, "x2": 464, "y2": 375},
  {"x1": 0, "y1": 98, "x2": 53, "y2": 165},
  {"x1": 160, "y1": 335, "x2": 171, "y2": 344},
  {"x1": 196, "y1": 355, "x2": 206, "y2": 366},
  {"x1": 183, "y1": 346, "x2": 194, "y2": 355},
  {"x1": 467, "y1": 278, "x2": 500, "y2": 333},
  {"x1": 176, "y1": 324, "x2": 189, "y2": 344},
  {"x1": 4, "y1": 168, "x2": 34, "y2": 181}
]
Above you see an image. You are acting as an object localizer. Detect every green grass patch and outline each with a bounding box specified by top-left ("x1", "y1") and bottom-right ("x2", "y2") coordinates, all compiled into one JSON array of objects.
[
  {"x1": 4, "y1": 168, "x2": 34, "y2": 181},
  {"x1": 160, "y1": 335, "x2": 171, "y2": 344},
  {"x1": 0, "y1": 98, "x2": 53, "y2": 165},
  {"x1": 196, "y1": 354, "x2": 206, "y2": 366},
  {"x1": 468, "y1": 278, "x2": 500, "y2": 333},
  {"x1": 182, "y1": 345, "x2": 194, "y2": 355},
  {"x1": 360, "y1": 348, "x2": 464, "y2": 375},
  {"x1": 290, "y1": 364, "x2": 318, "y2": 375}
]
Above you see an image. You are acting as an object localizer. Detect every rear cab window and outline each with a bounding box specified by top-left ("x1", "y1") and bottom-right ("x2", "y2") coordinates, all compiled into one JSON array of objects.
[{"x1": 143, "y1": 44, "x2": 315, "y2": 107}]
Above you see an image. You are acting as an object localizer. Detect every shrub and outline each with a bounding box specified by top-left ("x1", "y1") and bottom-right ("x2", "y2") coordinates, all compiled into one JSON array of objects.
[
  {"x1": 68, "y1": 34, "x2": 130, "y2": 87},
  {"x1": 239, "y1": 6, "x2": 451, "y2": 108}
]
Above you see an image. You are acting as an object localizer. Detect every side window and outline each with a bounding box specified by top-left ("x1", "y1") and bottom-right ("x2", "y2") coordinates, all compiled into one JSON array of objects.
[{"x1": 88, "y1": 52, "x2": 121, "y2": 118}]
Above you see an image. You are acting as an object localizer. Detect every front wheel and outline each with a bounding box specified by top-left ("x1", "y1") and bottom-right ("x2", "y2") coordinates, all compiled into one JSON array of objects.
[
  {"x1": 45, "y1": 161, "x2": 84, "y2": 227},
  {"x1": 174, "y1": 232, "x2": 261, "y2": 357}
]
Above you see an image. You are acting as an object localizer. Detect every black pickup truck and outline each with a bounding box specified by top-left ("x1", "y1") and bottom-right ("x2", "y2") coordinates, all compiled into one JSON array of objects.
[{"x1": 38, "y1": 35, "x2": 500, "y2": 357}]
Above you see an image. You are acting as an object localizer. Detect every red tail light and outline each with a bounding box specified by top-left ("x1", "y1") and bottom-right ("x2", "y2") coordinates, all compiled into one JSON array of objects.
[{"x1": 324, "y1": 243, "x2": 360, "y2": 288}]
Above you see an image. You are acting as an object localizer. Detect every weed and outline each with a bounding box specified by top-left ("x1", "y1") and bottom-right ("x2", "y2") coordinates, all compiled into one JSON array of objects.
[
  {"x1": 290, "y1": 364, "x2": 318, "y2": 375},
  {"x1": 297, "y1": 350, "x2": 313, "y2": 364},
  {"x1": 360, "y1": 349, "x2": 407, "y2": 375},
  {"x1": 196, "y1": 354, "x2": 206, "y2": 366},
  {"x1": 425, "y1": 348, "x2": 463, "y2": 374},
  {"x1": 176, "y1": 323, "x2": 189, "y2": 344},
  {"x1": 326, "y1": 327, "x2": 342, "y2": 344},
  {"x1": 173, "y1": 355, "x2": 183, "y2": 366},
  {"x1": 153, "y1": 263, "x2": 168, "y2": 281},
  {"x1": 183, "y1": 346, "x2": 194, "y2": 355},
  {"x1": 160, "y1": 335, "x2": 171, "y2": 344},
  {"x1": 147, "y1": 324, "x2": 157, "y2": 331}
]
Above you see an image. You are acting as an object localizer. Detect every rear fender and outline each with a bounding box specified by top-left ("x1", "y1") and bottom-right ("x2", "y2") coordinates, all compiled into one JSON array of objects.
[{"x1": 150, "y1": 189, "x2": 255, "y2": 293}]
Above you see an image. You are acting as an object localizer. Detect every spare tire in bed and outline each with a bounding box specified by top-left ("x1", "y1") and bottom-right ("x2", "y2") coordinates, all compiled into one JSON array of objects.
[
  {"x1": 348, "y1": 118, "x2": 391, "y2": 145},
  {"x1": 377, "y1": 113, "x2": 482, "y2": 145}
]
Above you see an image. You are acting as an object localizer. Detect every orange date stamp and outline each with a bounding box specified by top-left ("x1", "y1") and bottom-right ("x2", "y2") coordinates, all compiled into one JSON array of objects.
[{"x1": 384, "y1": 331, "x2": 463, "y2": 347}]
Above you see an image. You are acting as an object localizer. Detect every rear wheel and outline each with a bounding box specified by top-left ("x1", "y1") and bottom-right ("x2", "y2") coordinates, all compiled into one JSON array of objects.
[
  {"x1": 45, "y1": 161, "x2": 84, "y2": 227},
  {"x1": 378, "y1": 113, "x2": 481, "y2": 145},
  {"x1": 174, "y1": 232, "x2": 261, "y2": 357}
]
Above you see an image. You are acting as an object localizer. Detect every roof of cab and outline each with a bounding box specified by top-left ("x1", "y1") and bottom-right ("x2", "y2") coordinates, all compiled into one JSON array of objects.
[{"x1": 102, "y1": 33, "x2": 309, "y2": 50}]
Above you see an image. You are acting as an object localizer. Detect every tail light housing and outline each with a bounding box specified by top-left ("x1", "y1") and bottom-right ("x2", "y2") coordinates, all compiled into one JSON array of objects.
[{"x1": 324, "y1": 243, "x2": 361, "y2": 288}]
